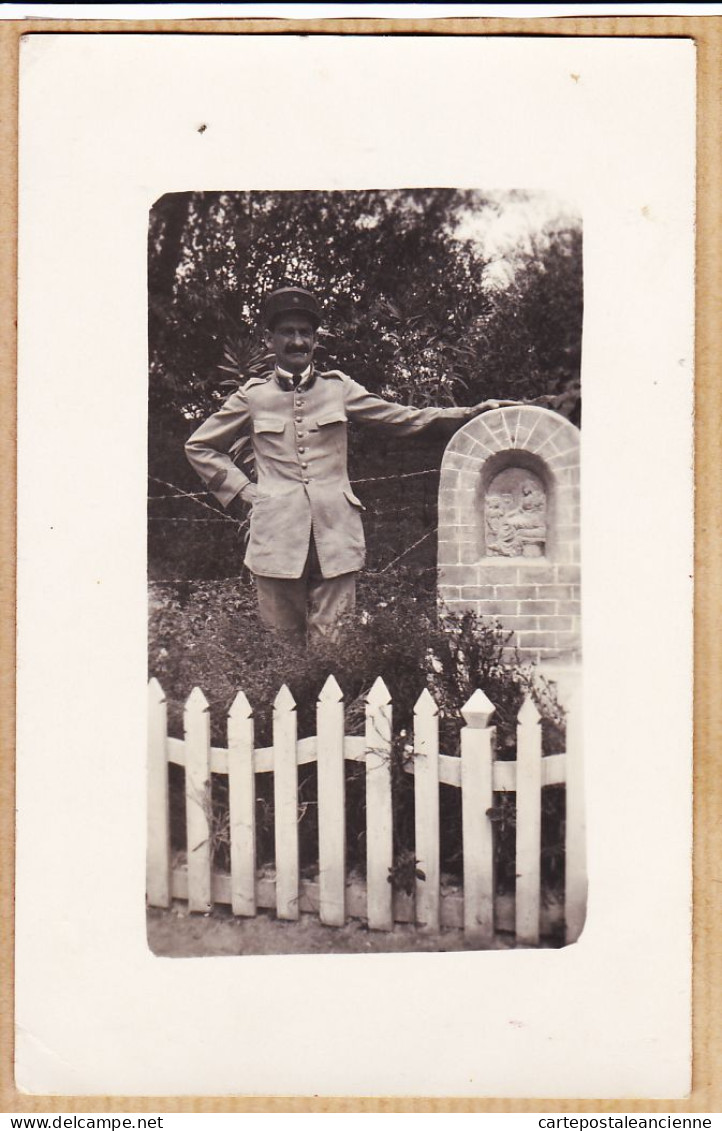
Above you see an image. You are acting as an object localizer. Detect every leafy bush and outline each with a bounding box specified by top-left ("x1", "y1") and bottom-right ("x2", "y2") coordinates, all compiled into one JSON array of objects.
[{"x1": 150, "y1": 572, "x2": 566, "y2": 896}]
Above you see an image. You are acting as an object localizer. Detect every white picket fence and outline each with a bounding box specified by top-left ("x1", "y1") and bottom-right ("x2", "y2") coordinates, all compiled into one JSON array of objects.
[{"x1": 147, "y1": 672, "x2": 586, "y2": 945}]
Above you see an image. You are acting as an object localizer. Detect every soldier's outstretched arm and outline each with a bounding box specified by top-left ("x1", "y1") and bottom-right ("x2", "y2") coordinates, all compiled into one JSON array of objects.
[
  {"x1": 340, "y1": 375, "x2": 522, "y2": 438},
  {"x1": 184, "y1": 388, "x2": 255, "y2": 508}
]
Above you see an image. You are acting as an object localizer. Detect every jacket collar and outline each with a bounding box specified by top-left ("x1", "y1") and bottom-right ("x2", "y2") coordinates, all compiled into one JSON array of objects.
[{"x1": 274, "y1": 364, "x2": 317, "y2": 393}]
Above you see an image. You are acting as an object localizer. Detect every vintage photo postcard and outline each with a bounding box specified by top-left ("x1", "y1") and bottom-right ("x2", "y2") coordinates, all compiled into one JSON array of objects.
[
  {"x1": 146, "y1": 186, "x2": 583, "y2": 958},
  {"x1": 15, "y1": 32, "x2": 694, "y2": 1098}
]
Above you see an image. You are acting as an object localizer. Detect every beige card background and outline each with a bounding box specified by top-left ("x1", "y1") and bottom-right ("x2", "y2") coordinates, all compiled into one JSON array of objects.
[{"x1": 2, "y1": 12, "x2": 719, "y2": 1113}]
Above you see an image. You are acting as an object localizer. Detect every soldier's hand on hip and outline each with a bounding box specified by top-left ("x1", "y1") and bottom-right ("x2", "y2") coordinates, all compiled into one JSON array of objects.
[
  {"x1": 227, "y1": 484, "x2": 258, "y2": 520},
  {"x1": 240, "y1": 482, "x2": 262, "y2": 506}
]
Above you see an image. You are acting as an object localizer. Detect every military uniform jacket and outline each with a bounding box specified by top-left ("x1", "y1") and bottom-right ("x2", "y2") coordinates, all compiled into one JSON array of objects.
[{"x1": 185, "y1": 368, "x2": 473, "y2": 579}]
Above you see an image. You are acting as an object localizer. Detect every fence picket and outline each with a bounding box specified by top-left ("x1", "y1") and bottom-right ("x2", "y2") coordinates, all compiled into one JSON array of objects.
[
  {"x1": 460, "y1": 688, "x2": 496, "y2": 941},
  {"x1": 365, "y1": 677, "x2": 393, "y2": 930},
  {"x1": 149, "y1": 672, "x2": 581, "y2": 945},
  {"x1": 184, "y1": 686, "x2": 212, "y2": 913},
  {"x1": 563, "y1": 673, "x2": 586, "y2": 943},
  {"x1": 228, "y1": 690, "x2": 256, "y2": 917},
  {"x1": 317, "y1": 675, "x2": 346, "y2": 927},
  {"x1": 516, "y1": 695, "x2": 543, "y2": 945},
  {"x1": 273, "y1": 684, "x2": 299, "y2": 920},
  {"x1": 414, "y1": 689, "x2": 440, "y2": 931},
  {"x1": 147, "y1": 679, "x2": 170, "y2": 907}
]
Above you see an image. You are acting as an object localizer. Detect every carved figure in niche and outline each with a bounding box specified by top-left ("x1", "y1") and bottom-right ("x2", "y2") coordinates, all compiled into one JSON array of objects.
[
  {"x1": 486, "y1": 476, "x2": 547, "y2": 557},
  {"x1": 485, "y1": 495, "x2": 507, "y2": 538}
]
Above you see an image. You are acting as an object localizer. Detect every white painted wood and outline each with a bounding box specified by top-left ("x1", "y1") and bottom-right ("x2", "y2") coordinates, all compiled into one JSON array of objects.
[
  {"x1": 460, "y1": 688, "x2": 496, "y2": 941},
  {"x1": 437, "y1": 753, "x2": 461, "y2": 788},
  {"x1": 462, "y1": 688, "x2": 496, "y2": 729},
  {"x1": 146, "y1": 679, "x2": 171, "y2": 908},
  {"x1": 168, "y1": 736, "x2": 226, "y2": 773},
  {"x1": 541, "y1": 753, "x2": 566, "y2": 788},
  {"x1": 562, "y1": 672, "x2": 586, "y2": 943},
  {"x1": 227, "y1": 690, "x2": 256, "y2": 917},
  {"x1": 492, "y1": 760, "x2": 514, "y2": 792},
  {"x1": 407, "y1": 751, "x2": 566, "y2": 792},
  {"x1": 207, "y1": 738, "x2": 567, "y2": 790},
  {"x1": 167, "y1": 675, "x2": 574, "y2": 942},
  {"x1": 515, "y1": 695, "x2": 543, "y2": 945},
  {"x1": 365, "y1": 677, "x2": 393, "y2": 931},
  {"x1": 413, "y1": 688, "x2": 440, "y2": 931},
  {"x1": 167, "y1": 736, "x2": 185, "y2": 766},
  {"x1": 166, "y1": 733, "x2": 367, "y2": 774},
  {"x1": 273, "y1": 684, "x2": 299, "y2": 920},
  {"x1": 170, "y1": 867, "x2": 564, "y2": 937},
  {"x1": 168, "y1": 733, "x2": 366, "y2": 774},
  {"x1": 342, "y1": 736, "x2": 368, "y2": 763},
  {"x1": 184, "y1": 686, "x2": 213, "y2": 913},
  {"x1": 317, "y1": 675, "x2": 346, "y2": 927}
]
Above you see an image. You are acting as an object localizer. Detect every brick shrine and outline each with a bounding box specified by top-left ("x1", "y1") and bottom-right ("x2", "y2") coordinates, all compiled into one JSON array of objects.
[{"x1": 437, "y1": 406, "x2": 581, "y2": 663}]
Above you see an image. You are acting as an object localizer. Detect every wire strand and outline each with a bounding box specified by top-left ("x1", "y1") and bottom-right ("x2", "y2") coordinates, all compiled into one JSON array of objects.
[
  {"x1": 148, "y1": 475, "x2": 244, "y2": 524},
  {"x1": 377, "y1": 526, "x2": 438, "y2": 573}
]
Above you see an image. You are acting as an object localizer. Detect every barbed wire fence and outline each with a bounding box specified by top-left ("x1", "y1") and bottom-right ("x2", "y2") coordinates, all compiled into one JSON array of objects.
[{"x1": 148, "y1": 466, "x2": 442, "y2": 585}]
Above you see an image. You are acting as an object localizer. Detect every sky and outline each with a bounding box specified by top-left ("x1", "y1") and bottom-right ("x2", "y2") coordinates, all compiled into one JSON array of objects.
[{"x1": 453, "y1": 189, "x2": 581, "y2": 290}]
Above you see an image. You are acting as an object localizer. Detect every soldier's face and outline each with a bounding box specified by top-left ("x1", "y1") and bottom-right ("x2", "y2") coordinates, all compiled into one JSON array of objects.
[{"x1": 265, "y1": 314, "x2": 317, "y2": 374}]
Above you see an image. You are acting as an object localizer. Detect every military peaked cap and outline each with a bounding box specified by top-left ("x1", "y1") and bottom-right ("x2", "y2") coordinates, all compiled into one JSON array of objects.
[{"x1": 263, "y1": 286, "x2": 322, "y2": 329}]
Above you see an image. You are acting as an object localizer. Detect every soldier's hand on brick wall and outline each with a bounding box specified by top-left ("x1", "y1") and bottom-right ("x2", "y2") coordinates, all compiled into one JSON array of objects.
[{"x1": 471, "y1": 399, "x2": 525, "y2": 415}]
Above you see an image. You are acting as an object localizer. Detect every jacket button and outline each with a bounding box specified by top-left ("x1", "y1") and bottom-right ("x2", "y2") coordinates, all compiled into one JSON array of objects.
[
  {"x1": 295, "y1": 416, "x2": 302, "y2": 423},
  {"x1": 301, "y1": 462, "x2": 308, "y2": 469},
  {"x1": 298, "y1": 447, "x2": 306, "y2": 454}
]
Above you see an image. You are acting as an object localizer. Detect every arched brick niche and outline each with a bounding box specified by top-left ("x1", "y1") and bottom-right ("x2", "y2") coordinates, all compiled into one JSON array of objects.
[{"x1": 438, "y1": 406, "x2": 580, "y2": 662}]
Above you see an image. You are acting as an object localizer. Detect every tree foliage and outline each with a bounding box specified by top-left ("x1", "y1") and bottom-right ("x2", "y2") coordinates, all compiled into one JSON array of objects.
[
  {"x1": 148, "y1": 189, "x2": 582, "y2": 421},
  {"x1": 148, "y1": 189, "x2": 582, "y2": 580}
]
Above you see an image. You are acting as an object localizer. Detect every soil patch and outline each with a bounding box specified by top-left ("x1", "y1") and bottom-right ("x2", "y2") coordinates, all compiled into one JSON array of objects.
[{"x1": 147, "y1": 903, "x2": 520, "y2": 958}]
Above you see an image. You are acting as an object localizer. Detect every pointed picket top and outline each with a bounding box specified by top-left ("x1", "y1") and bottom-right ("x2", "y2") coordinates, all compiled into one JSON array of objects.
[
  {"x1": 318, "y1": 673, "x2": 344, "y2": 704},
  {"x1": 518, "y1": 694, "x2": 542, "y2": 726},
  {"x1": 366, "y1": 676, "x2": 391, "y2": 710},
  {"x1": 414, "y1": 686, "x2": 439, "y2": 718},
  {"x1": 274, "y1": 683, "x2": 296, "y2": 712},
  {"x1": 184, "y1": 685, "x2": 209, "y2": 713},
  {"x1": 228, "y1": 689, "x2": 253, "y2": 721},
  {"x1": 148, "y1": 677, "x2": 166, "y2": 706},
  {"x1": 460, "y1": 687, "x2": 496, "y2": 728}
]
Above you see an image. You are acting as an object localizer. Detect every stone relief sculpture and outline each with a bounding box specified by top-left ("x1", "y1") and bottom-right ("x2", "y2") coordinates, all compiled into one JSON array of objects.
[
  {"x1": 438, "y1": 405, "x2": 580, "y2": 661},
  {"x1": 486, "y1": 476, "x2": 547, "y2": 558}
]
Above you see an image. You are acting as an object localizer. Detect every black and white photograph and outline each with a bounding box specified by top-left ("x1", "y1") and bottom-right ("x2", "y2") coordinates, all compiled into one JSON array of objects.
[
  {"x1": 146, "y1": 188, "x2": 584, "y2": 956},
  {"x1": 15, "y1": 32, "x2": 694, "y2": 1098}
]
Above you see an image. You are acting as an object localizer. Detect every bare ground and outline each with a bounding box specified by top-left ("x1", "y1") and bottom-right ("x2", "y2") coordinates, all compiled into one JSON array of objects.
[{"x1": 147, "y1": 902, "x2": 522, "y2": 958}]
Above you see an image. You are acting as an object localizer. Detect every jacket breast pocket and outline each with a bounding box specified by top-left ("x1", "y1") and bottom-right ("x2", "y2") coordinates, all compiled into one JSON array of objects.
[
  {"x1": 254, "y1": 417, "x2": 286, "y2": 435},
  {"x1": 316, "y1": 411, "x2": 348, "y2": 429},
  {"x1": 315, "y1": 411, "x2": 348, "y2": 455}
]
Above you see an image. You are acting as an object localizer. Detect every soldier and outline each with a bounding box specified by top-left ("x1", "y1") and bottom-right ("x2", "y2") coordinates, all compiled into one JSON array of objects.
[{"x1": 186, "y1": 286, "x2": 516, "y2": 644}]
